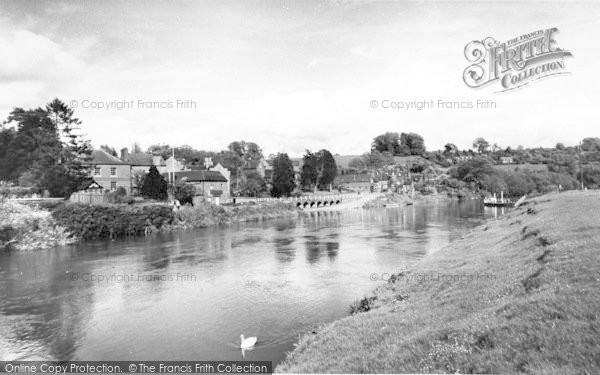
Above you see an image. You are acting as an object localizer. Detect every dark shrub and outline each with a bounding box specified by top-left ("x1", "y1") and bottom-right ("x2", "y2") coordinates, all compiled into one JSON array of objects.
[{"x1": 51, "y1": 204, "x2": 174, "y2": 240}]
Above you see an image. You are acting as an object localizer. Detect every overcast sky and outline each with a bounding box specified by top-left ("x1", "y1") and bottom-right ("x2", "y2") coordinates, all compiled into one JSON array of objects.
[{"x1": 1, "y1": 1, "x2": 599, "y2": 157}]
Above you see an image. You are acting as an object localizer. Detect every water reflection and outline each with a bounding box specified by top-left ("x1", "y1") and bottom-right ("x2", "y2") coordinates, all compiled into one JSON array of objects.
[{"x1": 0, "y1": 199, "x2": 495, "y2": 363}]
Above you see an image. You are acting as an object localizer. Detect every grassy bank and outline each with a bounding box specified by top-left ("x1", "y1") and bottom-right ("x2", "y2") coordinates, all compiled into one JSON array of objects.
[
  {"x1": 172, "y1": 201, "x2": 300, "y2": 229},
  {"x1": 277, "y1": 191, "x2": 600, "y2": 374}
]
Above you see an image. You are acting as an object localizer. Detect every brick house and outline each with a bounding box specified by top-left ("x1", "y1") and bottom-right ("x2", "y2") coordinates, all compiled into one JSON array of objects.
[
  {"x1": 120, "y1": 149, "x2": 188, "y2": 193},
  {"x1": 86, "y1": 149, "x2": 132, "y2": 192},
  {"x1": 337, "y1": 173, "x2": 373, "y2": 192},
  {"x1": 164, "y1": 165, "x2": 231, "y2": 204}
]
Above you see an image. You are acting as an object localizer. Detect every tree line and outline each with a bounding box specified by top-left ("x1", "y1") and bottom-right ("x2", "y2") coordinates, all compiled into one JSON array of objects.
[{"x1": 2, "y1": 99, "x2": 599, "y2": 199}]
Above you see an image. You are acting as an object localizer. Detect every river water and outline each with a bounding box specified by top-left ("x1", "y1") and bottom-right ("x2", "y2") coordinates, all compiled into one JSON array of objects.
[{"x1": 0, "y1": 200, "x2": 505, "y2": 364}]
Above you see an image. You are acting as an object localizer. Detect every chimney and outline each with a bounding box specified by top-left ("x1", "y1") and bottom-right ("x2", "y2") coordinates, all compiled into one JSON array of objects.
[{"x1": 120, "y1": 148, "x2": 129, "y2": 161}]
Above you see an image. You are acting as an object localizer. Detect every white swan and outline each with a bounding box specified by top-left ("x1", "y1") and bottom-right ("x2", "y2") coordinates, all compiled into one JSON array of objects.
[{"x1": 240, "y1": 334, "x2": 257, "y2": 349}]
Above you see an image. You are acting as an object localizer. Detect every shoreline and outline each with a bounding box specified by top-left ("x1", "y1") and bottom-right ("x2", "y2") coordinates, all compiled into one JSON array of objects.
[
  {"x1": 0, "y1": 200, "x2": 303, "y2": 251},
  {"x1": 277, "y1": 191, "x2": 600, "y2": 373},
  {"x1": 1, "y1": 192, "x2": 405, "y2": 250}
]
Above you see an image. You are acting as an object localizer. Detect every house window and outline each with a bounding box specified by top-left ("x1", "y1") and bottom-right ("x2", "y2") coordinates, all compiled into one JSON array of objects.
[
  {"x1": 110, "y1": 181, "x2": 117, "y2": 190},
  {"x1": 110, "y1": 167, "x2": 117, "y2": 176},
  {"x1": 94, "y1": 167, "x2": 101, "y2": 176}
]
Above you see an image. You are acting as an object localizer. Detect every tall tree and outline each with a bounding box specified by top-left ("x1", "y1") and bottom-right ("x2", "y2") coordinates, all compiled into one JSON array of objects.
[
  {"x1": 0, "y1": 99, "x2": 91, "y2": 196},
  {"x1": 0, "y1": 126, "x2": 17, "y2": 181},
  {"x1": 318, "y1": 149, "x2": 337, "y2": 190},
  {"x1": 5, "y1": 107, "x2": 61, "y2": 181},
  {"x1": 45, "y1": 99, "x2": 93, "y2": 195},
  {"x1": 271, "y1": 153, "x2": 295, "y2": 197},
  {"x1": 372, "y1": 132, "x2": 425, "y2": 156},
  {"x1": 300, "y1": 149, "x2": 338, "y2": 191},
  {"x1": 443, "y1": 143, "x2": 459, "y2": 156},
  {"x1": 372, "y1": 132, "x2": 401, "y2": 154},
  {"x1": 301, "y1": 151, "x2": 319, "y2": 191},
  {"x1": 473, "y1": 137, "x2": 490, "y2": 154},
  {"x1": 224, "y1": 141, "x2": 264, "y2": 191},
  {"x1": 400, "y1": 132, "x2": 426, "y2": 155},
  {"x1": 141, "y1": 165, "x2": 168, "y2": 200},
  {"x1": 228, "y1": 141, "x2": 263, "y2": 163}
]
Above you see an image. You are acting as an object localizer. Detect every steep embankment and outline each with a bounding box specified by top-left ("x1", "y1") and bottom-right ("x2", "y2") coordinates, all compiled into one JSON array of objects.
[{"x1": 277, "y1": 191, "x2": 600, "y2": 374}]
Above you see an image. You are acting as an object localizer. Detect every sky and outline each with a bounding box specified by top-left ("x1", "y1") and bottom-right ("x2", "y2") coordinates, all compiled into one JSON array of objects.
[{"x1": 0, "y1": 0, "x2": 599, "y2": 157}]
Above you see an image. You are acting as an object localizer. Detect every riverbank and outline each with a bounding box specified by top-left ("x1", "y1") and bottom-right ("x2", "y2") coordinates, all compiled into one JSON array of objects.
[
  {"x1": 277, "y1": 191, "x2": 600, "y2": 373},
  {"x1": 0, "y1": 200, "x2": 302, "y2": 249},
  {"x1": 363, "y1": 190, "x2": 480, "y2": 208},
  {"x1": 0, "y1": 200, "x2": 74, "y2": 251}
]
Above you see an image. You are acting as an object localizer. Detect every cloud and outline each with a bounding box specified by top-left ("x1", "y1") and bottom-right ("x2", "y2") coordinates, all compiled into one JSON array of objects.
[{"x1": 0, "y1": 28, "x2": 87, "y2": 110}]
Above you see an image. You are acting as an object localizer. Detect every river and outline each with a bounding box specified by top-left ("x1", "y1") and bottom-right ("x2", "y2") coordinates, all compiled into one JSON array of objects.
[{"x1": 0, "y1": 200, "x2": 506, "y2": 364}]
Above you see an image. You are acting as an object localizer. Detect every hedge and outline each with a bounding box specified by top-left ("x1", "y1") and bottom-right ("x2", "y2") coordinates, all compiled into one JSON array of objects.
[{"x1": 51, "y1": 204, "x2": 174, "y2": 240}]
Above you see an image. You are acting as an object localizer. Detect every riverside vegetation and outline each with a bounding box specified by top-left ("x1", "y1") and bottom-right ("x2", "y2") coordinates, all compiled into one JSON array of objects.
[
  {"x1": 0, "y1": 200, "x2": 299, "y2": 250},
  {"x1": 277, "y1": 191, "x2": 600, "y2": 374}
]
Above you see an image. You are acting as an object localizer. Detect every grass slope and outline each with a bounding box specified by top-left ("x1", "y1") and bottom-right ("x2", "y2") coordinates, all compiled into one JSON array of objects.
[{"x1": 277, "y1": 191, "x2": 600, "y2": 374}]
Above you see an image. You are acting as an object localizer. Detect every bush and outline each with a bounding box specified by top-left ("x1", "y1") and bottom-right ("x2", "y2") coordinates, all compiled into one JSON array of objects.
[
  {"x1": 174, "y1": 182, "x2": 195, "y2": 205},
  {"x1": 0, "y1": 186, "x2": 41, "y2": 198},
  {"x1": 51, "y1": 203, "x2": 174, "y2": 239},
  {"x1": 349, "y1": 296, "x2": 377, "y2": 314},
  {"x1": 105, "y1": 188, "x2": 135, "y2": 204}
]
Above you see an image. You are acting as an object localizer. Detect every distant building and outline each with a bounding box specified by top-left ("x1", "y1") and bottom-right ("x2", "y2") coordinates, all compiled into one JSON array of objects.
[
  {"x1": 337, "y1": 173, "x2": 373, "y2": 191},
  {"x1": 121, "y1": 149, "x2": 154, "y2": 175},
  {"x1": 499, "y1": 156, "x2": 514, "y2": 164},
  {"x1": 243, "y1": 159, "x2": 270, "y2": 178},
  {"x1": 86, "y1": 149, "x2": 132, "y2": 192},
  {"x1": 120, "y1": 148, "x2": 188, "y2": 193},
  {"x1": 164, "y1": 165, "x2": 231, "y2": 204},
  {"x1": 160, "y1": 156, "x2": 188, "y2": 175}
]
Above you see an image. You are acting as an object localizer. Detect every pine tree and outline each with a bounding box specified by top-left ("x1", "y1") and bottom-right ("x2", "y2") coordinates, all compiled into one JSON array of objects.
[
  {"x1": 141, "y1": 165, "x2": 168, "y2": 200},
  {"x1": 46, "y1": 99, "x2": 93, "y2": 195}
]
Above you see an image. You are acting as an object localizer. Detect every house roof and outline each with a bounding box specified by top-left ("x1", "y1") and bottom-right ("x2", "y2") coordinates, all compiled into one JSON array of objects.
[
  {"x1": 123, "y1": 152, "x2": 154, "y2": 166},
  {"x1": 78, "y1": 178, "x2": 103, "y2": 190},
  {"x1": 87, "y1": 149, "x2": 127, "y2": 165},
  {"x1": 164, "y1": 170, "x2": 228, "y2": 182}
]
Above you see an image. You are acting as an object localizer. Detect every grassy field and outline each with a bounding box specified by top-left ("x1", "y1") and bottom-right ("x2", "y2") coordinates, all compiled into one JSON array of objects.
[{"x1": 277, "y1": 191, "x2": 600, "y2": 374}]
